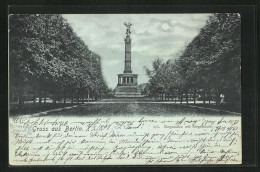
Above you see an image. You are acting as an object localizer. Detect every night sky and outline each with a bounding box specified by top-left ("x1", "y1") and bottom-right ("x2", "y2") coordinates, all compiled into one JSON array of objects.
[{"x1": 63, "y1": 14, "x2": 212, "y2": 89}]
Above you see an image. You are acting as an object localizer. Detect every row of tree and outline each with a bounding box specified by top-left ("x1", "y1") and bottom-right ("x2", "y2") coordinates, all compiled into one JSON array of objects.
[
  {"x1": 9, "y1": 14, "x2": 109, "y2": 105},
  {"x1": 146, "y1": 13, "x2": 241, "y2": 105}
]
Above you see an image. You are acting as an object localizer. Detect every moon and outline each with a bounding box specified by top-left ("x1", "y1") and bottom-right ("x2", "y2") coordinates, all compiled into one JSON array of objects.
[{"x1": 162, "y1": 23, "x2": 170, "y2": 31}]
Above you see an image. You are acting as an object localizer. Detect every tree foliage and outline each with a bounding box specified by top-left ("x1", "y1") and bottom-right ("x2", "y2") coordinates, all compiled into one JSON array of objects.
[
  {"x1": 9, "y1": 14, "x2": 108, "y2": 104},
  {"x1": 146, "y1": 13, "x2": 241, "y2": 104}
]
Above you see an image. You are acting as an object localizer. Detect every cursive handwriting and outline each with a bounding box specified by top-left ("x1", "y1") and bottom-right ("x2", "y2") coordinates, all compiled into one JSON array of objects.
[{"x1": 9, "y1": 116, "x2": 241, "y2": 165}]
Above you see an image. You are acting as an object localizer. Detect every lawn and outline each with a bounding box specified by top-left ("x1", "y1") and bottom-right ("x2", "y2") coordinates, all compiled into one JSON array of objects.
[
  {"x1": 46, "y1": 102, "x2": 239, "y2": 117},
  {"x1": 9, "y1": 102, "x2": 81, "y2": 116},
  {"x1": 9, "y1": 97, "x2": 241, "y2": 117}
]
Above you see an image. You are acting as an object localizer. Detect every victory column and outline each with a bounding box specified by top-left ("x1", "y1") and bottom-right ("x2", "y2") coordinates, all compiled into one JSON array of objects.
[{"x1": 114, "y1": 22, "x2": 143, "y2": 98}]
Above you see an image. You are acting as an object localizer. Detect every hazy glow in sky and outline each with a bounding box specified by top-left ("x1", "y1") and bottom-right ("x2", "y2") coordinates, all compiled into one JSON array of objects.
[{"x1": 62, "y1": 14, "x2": 212, "y2": 89}]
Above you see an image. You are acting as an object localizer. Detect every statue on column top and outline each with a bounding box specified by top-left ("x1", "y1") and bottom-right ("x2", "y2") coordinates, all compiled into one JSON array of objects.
[{"x1": 124, "y1": 22, "x2": 132, "y2": 35}]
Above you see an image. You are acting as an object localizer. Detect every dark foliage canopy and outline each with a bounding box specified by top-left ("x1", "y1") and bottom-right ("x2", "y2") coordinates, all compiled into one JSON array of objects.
[
  {"x1": 146, "y1": 13, "x2": 241, "y2": 104},
  {"x1": 9, "y1": 14, "x2": 108, "y2": 103}
]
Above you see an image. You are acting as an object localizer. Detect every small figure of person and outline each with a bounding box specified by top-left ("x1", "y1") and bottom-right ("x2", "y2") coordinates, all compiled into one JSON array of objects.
[{"x1": 220, "y1": 94, "x2": 225, "y2": 103}]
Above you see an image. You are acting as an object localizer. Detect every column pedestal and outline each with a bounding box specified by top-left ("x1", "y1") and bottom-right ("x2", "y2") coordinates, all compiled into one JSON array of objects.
[{"x1": 115, "y1": 73, "x2": 143, "y2": 98}]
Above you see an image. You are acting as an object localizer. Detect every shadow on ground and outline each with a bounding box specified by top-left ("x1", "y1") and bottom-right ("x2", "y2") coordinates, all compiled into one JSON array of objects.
[
  {"x1": 9, "y1": 98, "x2": 240, "y2": 117},
  {"x1": 47, "y1": 102, "x2": 239, "y2": 117}
]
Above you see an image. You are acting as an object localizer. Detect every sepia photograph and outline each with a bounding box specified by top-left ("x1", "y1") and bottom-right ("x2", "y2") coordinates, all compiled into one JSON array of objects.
[{"x1": 8, "y1": 13, "x2": 242, "y2": 165}]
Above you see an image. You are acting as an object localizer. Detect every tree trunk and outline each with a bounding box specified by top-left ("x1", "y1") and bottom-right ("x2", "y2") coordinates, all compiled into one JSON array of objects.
[
  {"x1": 87, "y1": 90, "x2": 89, "y2": 103},
  {"x1": 82, "y1": 89, "x2": 85, "y2": 104},
  {"x1": 208, "y1": 89, "x2": 211, "y2": 104},
  {"x1": 77, "y1": 89, "x2": 80, "y2": 104},
  {"x1": 39, "y1": 91, "x2": 42, "y2": 104},
  {"x1": 180, "y1": 93, "x2": 183, "y2": 104},
  {"x1": 33, "y1": 93, "x2": 36, "y2": 104},
  {"x1": 193, "y1": 90, "x2": 196, "y2": 104},
  {"x1": 203, "y1": 89, "x2": 206, "y2": 104},
  {"x1": 18, "y1": 95, "x2": 24, "y2": 105},
  {"x1": 186, "y1": 90, "x2": 188, "y2": 104},
  {"x1": 43, "y1": 90, "x2": 46, "y2": 104},
  {"x1": 215, "y1": 89, "x2": 221, "y2": 105},
  {"x1": 53, "y1": 93, "x2": 56, "y2": 104},
  {"x1": 52, "y1": 94, "x2": 54, "y2": 104}
]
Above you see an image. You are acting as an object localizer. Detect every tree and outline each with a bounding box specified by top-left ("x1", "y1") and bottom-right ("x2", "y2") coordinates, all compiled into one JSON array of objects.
[
  {"x1": 9, "y1": 14, "x2": 108, "y2": 105},
  {"x1": 145, "y1": 13, "x2": 241, "y2": 105}
]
